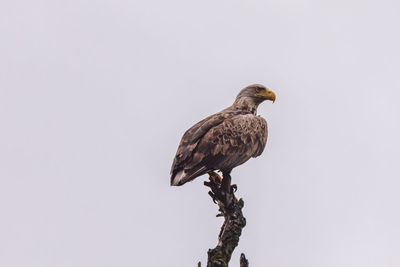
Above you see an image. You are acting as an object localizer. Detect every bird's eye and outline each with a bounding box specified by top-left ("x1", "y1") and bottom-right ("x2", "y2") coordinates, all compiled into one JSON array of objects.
[{"x1": 255, "y1": 88, "x2": 262, "y2": 93}]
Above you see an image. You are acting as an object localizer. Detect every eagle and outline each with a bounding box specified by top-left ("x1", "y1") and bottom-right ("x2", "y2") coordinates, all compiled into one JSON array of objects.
[{"x1": 170, "y1": 84, "x2": 276, "y2": 189}]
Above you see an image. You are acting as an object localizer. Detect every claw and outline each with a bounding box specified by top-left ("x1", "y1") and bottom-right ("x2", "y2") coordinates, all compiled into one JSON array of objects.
[
  {"x1": 208, "y1": 191, "x2": 218, "y2": 204},
  {"x1": 231, "y1": 184, "x2": 237, "y2": 193}
]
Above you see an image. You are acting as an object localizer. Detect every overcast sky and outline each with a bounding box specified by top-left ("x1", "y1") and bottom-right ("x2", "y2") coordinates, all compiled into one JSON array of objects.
[{"x1": 1, "y1": 0, "x2": 400, "y2": 266}]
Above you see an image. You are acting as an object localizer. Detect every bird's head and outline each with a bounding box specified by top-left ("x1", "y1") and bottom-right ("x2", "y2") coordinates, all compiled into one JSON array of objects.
[{"x1": 234, "y1": 84, "x2": 276, "y2": 107}]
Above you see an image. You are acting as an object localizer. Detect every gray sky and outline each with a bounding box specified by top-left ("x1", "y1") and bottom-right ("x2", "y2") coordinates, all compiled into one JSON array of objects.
[{"x1": 1, "y1": 0, "x2": 400, "y2": 266}]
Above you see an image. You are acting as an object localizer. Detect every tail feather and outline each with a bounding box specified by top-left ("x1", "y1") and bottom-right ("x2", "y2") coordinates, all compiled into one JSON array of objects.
[
  {"x1": 170, "y1": 166, "x2": 208, "y2": 186},
  {"x1": 170, "y1": 170, "x2": 187, "y2": 186}
]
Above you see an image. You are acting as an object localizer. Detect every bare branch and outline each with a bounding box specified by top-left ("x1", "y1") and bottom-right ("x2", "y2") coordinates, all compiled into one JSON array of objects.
[
  {"x1": 240, "y1": 253, "x2": 249, "y2": 267},
  {"x1": 204, "y1": 172, "x2": 247, "y2": 267}
]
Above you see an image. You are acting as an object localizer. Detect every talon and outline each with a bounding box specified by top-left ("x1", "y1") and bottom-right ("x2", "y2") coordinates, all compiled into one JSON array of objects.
[
  {"x1": 204, "y1": 181, "x2": 212, "y2": 187},
  {"x1": 208, "y1": 171, "x2": 222, "y2": 186},
  {"x1": 208, "y1": 191, "x2": 218, "y2": 204},
  {"x1": 231, "y1": 184, "x2": 237, "y2": 193}
]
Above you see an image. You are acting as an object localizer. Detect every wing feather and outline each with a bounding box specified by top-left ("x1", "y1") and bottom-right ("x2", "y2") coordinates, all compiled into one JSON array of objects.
[
  {"x1": 192, "y1": 114, "x2": 268, "y2": 173},
  {"x1": 170, "y1": 110, "x2": 268, "y2": 185},
  {"x1": 170, "y1": 108, "x2": 247, "y2": 178}
]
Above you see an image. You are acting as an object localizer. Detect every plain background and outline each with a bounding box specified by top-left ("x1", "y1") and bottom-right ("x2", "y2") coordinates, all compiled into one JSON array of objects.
[{"x1": 1, "y1": 0, "x2": 400, "y2": 266}]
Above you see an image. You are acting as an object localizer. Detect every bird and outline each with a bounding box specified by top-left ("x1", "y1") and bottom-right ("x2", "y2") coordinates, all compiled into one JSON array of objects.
[{"x1": 170, "y1": 84, "x2": 276, "y2": 190}]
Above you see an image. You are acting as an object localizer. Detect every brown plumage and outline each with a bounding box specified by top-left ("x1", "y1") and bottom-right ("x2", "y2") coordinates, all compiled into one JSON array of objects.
[{"x1": 170, "y1": 84, "x2": 276, "y2": 186}]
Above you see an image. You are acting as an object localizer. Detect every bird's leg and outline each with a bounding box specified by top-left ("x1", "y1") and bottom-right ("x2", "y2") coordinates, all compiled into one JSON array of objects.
[
  {"x1": 205, "y1": 170, "x2": 236, "y2": 210},
  {"x1": 220, "y1": 171, "x2": 233, "y2": 206},
  {"x1": 205, "y1": 171, "x2": 223, "y2": 204},
  {"x1": 221, "y1": 171, "x2": 232, "y2": 194}
]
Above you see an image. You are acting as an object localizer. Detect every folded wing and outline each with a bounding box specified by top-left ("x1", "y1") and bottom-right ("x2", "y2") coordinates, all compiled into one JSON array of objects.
[{"x1": 171, "y1": 112, "x2": 268, "y2": 186}]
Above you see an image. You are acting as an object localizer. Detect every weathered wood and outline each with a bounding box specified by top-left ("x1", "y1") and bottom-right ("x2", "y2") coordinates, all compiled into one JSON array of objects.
[
  {"x1": 240, "y1": 253, "x2": 249, "y2": 267},
  {"x1": 204, "y1": 172, "x2": 247, "y2": 267}
]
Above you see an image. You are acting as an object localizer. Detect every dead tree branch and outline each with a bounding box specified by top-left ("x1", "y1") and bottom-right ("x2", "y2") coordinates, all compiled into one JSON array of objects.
[
  {"x1": 240, "y1": 253, "x2": 249, "y2": 267},
  {"x1": 202, "y1": 172, "x2": 247, "y2": 267}
]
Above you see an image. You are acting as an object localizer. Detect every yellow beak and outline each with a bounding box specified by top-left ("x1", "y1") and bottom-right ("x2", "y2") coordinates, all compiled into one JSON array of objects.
[{"x1": 258, "y1": 89, "x2": 276, "y2": 103}]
